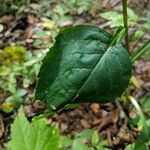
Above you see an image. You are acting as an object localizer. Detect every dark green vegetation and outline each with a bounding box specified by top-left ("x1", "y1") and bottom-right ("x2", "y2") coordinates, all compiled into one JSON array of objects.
[{"x1": 35, "y1": 25, "x2": 132, "y2": 110}]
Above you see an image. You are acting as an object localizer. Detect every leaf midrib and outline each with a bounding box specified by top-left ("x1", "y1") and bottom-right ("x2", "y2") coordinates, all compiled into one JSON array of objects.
[{"x1": 72, "y1": 45, "x2": 110, "y2": 101}]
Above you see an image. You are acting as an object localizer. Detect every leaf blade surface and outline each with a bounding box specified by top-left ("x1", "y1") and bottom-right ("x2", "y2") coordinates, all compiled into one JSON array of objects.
[{"x1": 35, "y1": 25, "x2": 132, "y2": 110}]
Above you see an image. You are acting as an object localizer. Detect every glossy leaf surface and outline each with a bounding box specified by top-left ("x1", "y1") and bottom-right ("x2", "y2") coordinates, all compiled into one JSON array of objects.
[{"x1": 35, "y1": 25, "x2": 132, "y2": 110}]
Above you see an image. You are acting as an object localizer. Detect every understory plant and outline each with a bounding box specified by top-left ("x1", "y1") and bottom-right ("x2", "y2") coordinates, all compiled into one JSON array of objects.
[
  {"x1": 6, "y1": 108, "x2": 109, "y2": 150},
  {"x1": 0, "y1": 45, "x2": 43, "y2": 112}
]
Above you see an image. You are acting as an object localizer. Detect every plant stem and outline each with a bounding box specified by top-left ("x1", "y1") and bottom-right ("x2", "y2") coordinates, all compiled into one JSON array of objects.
[
  {"x1": 129, "y1": 96, "x2": 148, "y2": 138},
  {"x1": 131, "y1": 40, "x2": 150, "y2": 62},
  {"x1": 121, "y1": 0, "x2": 129, "y2": 51}
]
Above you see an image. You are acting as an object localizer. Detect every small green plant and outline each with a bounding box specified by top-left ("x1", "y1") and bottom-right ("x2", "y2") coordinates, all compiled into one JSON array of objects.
[
  {"x1": 100, "y1": 7, "x2": 150, "y2": 41},
  {"x1": 6, "y1": 108, "x2": 109, "y2": 150},
  {"x1": 31, "y1": 0, "x2": 93, "y2": 49},
  {"x1": 48, "y1": 0, "x2": 92, "y2": 16},
  {"x1": 31, "y1": 0, "x2": 92, "y2": 16},
  {"x1": 59, "y1": 129, "x2": 108, "y2": 150},
  {"x1": 6, "y1": 107, "x2": 60, "y2": 150},
  {"x1": 100, "y1": 7, "x2": 138, "y2": 28},
  {"x1": 124, "y1": 97, "x2": 150, "y2": 150},
  {"x1": 0, "y1": 45, "x2": 43, "y2": 112},
  {"x1": 125, "y1": 140, "x2": 148, "y2": 150}
]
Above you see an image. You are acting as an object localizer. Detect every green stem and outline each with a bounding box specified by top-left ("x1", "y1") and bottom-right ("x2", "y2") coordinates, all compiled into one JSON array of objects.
[
  {"x1": 131, "y1": 40, "x2": 150, "y2": 62},
  {"x1": 129, "y1": 96, "x2": 148, "y2": 138},
  {"x1": 121, "y1": 0, "x2": 129, "y2": 51}
]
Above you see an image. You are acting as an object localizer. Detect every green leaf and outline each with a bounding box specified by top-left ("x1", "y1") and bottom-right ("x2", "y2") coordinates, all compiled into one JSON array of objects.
[
  {"x1": 1, "y1": 101, "x2": 14, "y2": 113},
  {"x1": 31, "y1": 119, "x2": 60, "y2": 150},
  {"x1": 125, "y1": 140, "x2": 148, "y2": 150},
  {"x1": 75, "y1": 129, "x2": 94, "y2": 140},
  {"x1": 140, "y1": 97, "x2": 150, "y2": 113},
  {"x1": 134, "y1": 141, "x2": 148, "y2": 150},
  {"x1": 6, "y1": 107, "x2": 60, "y2": 150},
  {"x1": 15, "y1": 88, "x2": 27, "y2": 97},
  {"x1": 100, "y1": 8, "x2": 137, "y2": 28},
  {"x1": 127, "y1": 8, "x2": 138, "y2": 22},
  {"x1": 35, "y1": 25, "x2": 132, "y2": 111},
  {"x1": 96, "y1": 144, "x2": 106, "y2": 150},
  {"x1": 138, "y1": 115, "x2": 150, "y2": 142},
  {"x1": 6, "y1": 95, "x2": 24, "y2": 107},
  {"x1": 59, "y1": 136, "x2": 73, "y2": 149},
  {"x1": 143, "y1": 48, "x2": 150, "y2": 61},
  {"x1": 91, "y1": 131, "x2": 99, "y2": 145},
  {"x1": 100, "y1": 11, "x2": 119, "y2": 20},
  {"x1": 76, "y1": 0, "x2": 92, "y2": 14},
  {"x1": 98, "y1": 140, "x2": 108, "y2": 148},
  {"x1": 129, "y1": 96, "x2": 150, "y2": 142},
  {"x1": 147, "y1": 11, "x2": 150, "y2": 23},
  {"x1": 100, "y1": 11, "x2": 123, "y2": 27},
  {"x1": 72, "y1": 140, "x2": 88, "y2": 150},
  {"x1": 133, "y1": 29, "x2": 144, "y2": 40}
]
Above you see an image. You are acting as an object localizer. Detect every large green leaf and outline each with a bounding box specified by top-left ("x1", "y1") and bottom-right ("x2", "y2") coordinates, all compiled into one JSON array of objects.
[
  {"x1": 125, "y1": 140, "x2": 148, "y2": 150},
  {"x1": 6, "y1": 108, "x2": 60, "y2": 150},
  {"x1": 35, "y1": 25, "x2": 132, "y2": 110}
]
